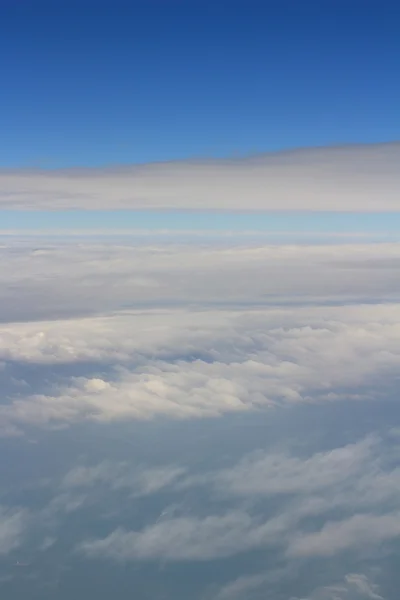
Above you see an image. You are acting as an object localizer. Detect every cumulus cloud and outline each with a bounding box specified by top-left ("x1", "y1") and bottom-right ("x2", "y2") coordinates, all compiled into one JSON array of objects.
[
  {"x1": 1, "y1": 239, "x2": 400, "y2": 438},
  {"x1": 0, "y1": 142, "x2": 399, "y2": 211},
  {"x1": 2, "y1": 297, "x2": 400, "y2": 433}
]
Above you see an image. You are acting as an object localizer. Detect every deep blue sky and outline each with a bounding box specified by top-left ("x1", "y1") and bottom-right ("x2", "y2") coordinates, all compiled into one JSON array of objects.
[{"x1": 1, "y1": 0, "x2": 399, "y2": 168}]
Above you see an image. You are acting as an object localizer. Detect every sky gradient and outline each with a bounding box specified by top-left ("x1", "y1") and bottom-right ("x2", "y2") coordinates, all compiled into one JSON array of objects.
[
  {"x1": 2, "y1": 4, "x2": 400, "y2": 599},
  {"x1": 1, "y1": 0, "x2": 399, "y2": 168}
]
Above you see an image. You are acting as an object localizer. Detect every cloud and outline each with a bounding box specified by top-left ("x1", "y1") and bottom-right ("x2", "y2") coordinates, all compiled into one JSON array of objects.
[
  {"x1": 0, "y1": 506, "x2": 30, "y2": 555},
  {"x1": 78, "y1": 501, "x2": 400, "y2": 564},
  {"x1": 182, "y1": 435, "x2": 380, "y2": 498},
  {"x1": 287, "y1": 512, "x2": 400, "y2": 558},
  {"x1": 76, "y1": 432, "x2": 400, "y2": 563},
  {"x1": 3, "y1": 240, "x2": 400, "y2": 324},
  {"x1": 78, "y1": 509, "x2": 292, "y2": 561},
  {"x1": 39, "y1": 536, "x2": 56, "y2": 552},
  {"x1": 217, "y1": 572, "x2": 383, "y2": 600},
  {"x1": 3, "y1": 297, "x2": 400, "y2": 433},
  {"x1": 1, "y1": 234, "x2": 400, "y2": 586},
  {"x1": 214, "y1": 572, "x2": 272, "y2": 599},
  {"x1": 344, "y1": 574, "x2": 384, "y2": 600},
  {"x1": 1, "y1": 142, "x2": 399, "y2": 211},
  {"x1": 291, "y1": 573, "x2": 383, "y2": 600},
  {"x1": 1, "y1": 239, "x2": 399, "y2": 437},
  {"x1": 61, "y1": 461, "x2": 186, "y2": 497},
  {"x1": 1, "y1": 235, "x2": 400, "y2": 597}
]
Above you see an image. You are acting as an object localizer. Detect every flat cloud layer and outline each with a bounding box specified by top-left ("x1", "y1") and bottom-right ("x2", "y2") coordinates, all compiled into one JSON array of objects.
[
  {"x1": 1, "y1": 142, "x2": 400, "y2": 211},
  {"x1": 2, "y1": 240, "x2": 400, "y2": 322}
]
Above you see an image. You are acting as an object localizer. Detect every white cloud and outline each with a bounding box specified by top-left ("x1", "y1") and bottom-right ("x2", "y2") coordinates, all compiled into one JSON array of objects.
[
  {"x1": 0, "y1": 142, "x2": 399, "y2": 211},
  {"x1": 2, "y1": 298, "x2": 400, "y2": 432},
  {"x1": 0, "y1": 298, "x2": 400, "y2": 432}
]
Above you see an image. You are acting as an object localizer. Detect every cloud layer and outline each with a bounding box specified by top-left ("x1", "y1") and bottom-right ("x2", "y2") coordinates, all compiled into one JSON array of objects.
[
  {"x1": 77, "y1": 432, "x2": 400, "y2": 564},
  {"x1": 2, "y1": 240, "x2": 400, "y2": 322},
  {"x1": 1, "y1": 234, "x2": 400, "y2": 599},
  {"x1": 2, "y1": 298, "x2": 400, "y2": 434},
  {"x1": 2, "y1": 239, "x2": 400, "y2": 434},
  {"x1": 1, "y1": 142, "x2": 399, "y2": 211}
]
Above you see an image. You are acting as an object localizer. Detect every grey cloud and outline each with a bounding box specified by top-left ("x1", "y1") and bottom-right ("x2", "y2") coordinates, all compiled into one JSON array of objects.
[
  {"x1": 1, "y1": 235, "x2": 400, "y2": 598},
  {"x1": 61, "y1": 461, "x2": 186, "y2": 497},
  {"x1": 182, "y1": 435, "x2": 379, "y2": 498},
  {"x1": 214, "y1": 572, "x2": 271, "y2": 599},
  {"x1": 0, "y1": 506, "x2": 30, "y2": 555},
  {"x1": 2, "y1": 240, "x2": 400, "y2": 324},
  {"x1": 344, "y1": 574, "x2": 384, "y2": 600},
  {"x1": 78, "y1": 509, "x2": 291, "y2": 561},
  {"x1": 76, "y1": 432, "x2": 400, "y2": 564},
  {"x1": 291, "y1": 573, "x2": 384, "y2": 600},
  {"x1": 287, "y1": 512, "x2": 400, "y2": 558},
  {"x1": 0, "y1": 142, "x2": 399, "y2": 211},
  {"x1": 218, "y1": 572, "x2": 383, "y2": 600},
  {"x1": 39, "y1": 536, "x2": 56, "y2": 552}
]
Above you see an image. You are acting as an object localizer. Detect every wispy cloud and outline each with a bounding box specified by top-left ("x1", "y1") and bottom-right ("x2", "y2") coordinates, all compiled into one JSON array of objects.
[
  {"x1": 76, "y1": 432, "x2": 400, "y2": 563},
  {"x1": 61, "y1": 461, "x2": 186, "y2": 497},
  {"x1": 290, "y1": 573, "x2": 383, "y2": 600},
  {"x1": 0, "y1": 506, "x2": 30, "y2": 555}
]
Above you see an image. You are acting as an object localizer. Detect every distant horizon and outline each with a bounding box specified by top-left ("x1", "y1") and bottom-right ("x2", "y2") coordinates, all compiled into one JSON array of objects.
[{"x1": 0, "y1": 138, "x2": 399, "y2": 171}]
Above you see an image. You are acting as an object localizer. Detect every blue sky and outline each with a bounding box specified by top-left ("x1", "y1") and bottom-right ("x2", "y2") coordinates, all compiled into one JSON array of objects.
[
  {"x1": 1, "y1": 0, "x2": 399, "y2": 168},
  {"x1": 2, "y1": 210, "x2": 400, "y2": 237},
  {"x1": 1, "y1": 0, "x2": 399, "y2": 233}
]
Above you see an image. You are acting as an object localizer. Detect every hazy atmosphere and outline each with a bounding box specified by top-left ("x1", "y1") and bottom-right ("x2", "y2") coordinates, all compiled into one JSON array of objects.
[{"x1": 1, "y1": 1, "x2": 400, "y2": 599}]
